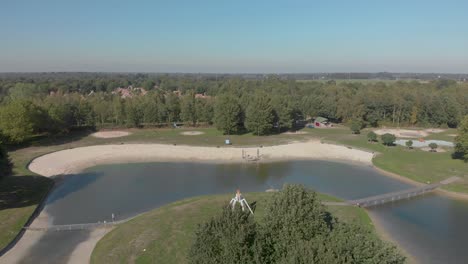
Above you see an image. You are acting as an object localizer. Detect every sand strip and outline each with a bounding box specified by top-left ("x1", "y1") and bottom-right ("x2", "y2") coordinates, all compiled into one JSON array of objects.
[{"x1": 28, "y1": 141, "x2": 374, "y2": 177}]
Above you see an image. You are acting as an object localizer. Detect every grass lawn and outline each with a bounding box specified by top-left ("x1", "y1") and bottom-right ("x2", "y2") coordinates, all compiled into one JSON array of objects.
[
  {"x1": 91, "y1": 192, "x2": 374, "y2": 264},
  {"x1": 0, "y1": 175, "x2": 53, "y2": 250},
  {"x1": 305, "y1": 127, "x2": 468, "y2": 193}
]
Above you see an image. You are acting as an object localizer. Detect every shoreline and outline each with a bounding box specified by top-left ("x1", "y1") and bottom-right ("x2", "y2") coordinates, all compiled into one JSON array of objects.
[
  {"x1": 28, "y1": 140, "x2": 374, "y2": 177},
  {"x1": 367, "y1": 211, "x2": 418, "y2": 264}
]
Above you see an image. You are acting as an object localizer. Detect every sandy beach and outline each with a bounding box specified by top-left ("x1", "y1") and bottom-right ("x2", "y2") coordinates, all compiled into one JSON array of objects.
[{"x1": 28, "y1": 140, "x2": 374, "y2": 177}]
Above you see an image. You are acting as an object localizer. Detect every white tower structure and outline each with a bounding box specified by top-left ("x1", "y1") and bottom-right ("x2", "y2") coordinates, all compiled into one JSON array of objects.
[{"x1": 229, "y1": 189, "x2": 254, "y2": 215}]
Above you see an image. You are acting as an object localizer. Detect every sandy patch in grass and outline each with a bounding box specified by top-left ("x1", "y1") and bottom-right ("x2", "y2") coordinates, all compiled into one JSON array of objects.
[
  {"x1": 421, "y1": 147, "x2": 447, "y2": 153},
  {"x1": 374, "y1": 129, "x2": 428, "y2": 138},
  {"x1": 282, "y1": 131, "x2": 308, "y2": 135},
  {"x1": 180, "y1": 131, "x2": 205, "y2": 136},
  {"x1": 91, "y1": 131, "x2": 131, "y2": 138},
  {"x1": 424, "y1": 128, "x2": 446, "y2": 133},
  {"x1": 374, "y1": 128, "x2": 446, "y2": 138},
  {"x1": 448, "y1": 134, "x2": 457, "y2": 137}
]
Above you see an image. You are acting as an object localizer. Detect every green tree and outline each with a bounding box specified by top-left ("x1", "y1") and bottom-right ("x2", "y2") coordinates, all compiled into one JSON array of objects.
[
  {"x1": 214, "y1": 94, "x2": 243, "y2": 135},
  {"x1": 429, "y1": 142, "x2": 438, "y2": 152},
  {"x1": 245, "y1": 93, "x2": 274, "y2": 136},
  {"x1": 166, "y1": 93, "x2": 181, "y2": 124},
  {"x1": 0, "y1": 100, "x2": 43, "y2": 143},
  {"x1": 367, "y1": 131, "x2": 378, "y2": 142},
  {"x1": 454, "y1": 115, "x2": 468, "y2": 161},
  {"x1": 189, "y1": 205, "x2": 256, "y2": 264},
  {"x1": 350, "y1": 119, "x2": 362, "y2": 134},
  {"x1": 405, "y1": 140, "x2": 413, "y2": 149},
  {"x1": 381, "y1": 133, "x2": 396, "y2": 146},
  {"x1": 256, "y1": 185, "x2": 404, "y2": 264},
  {"x1": 272, "y1": 95, "x2": 293, "y2": 132},
  {"x1": 180, "y1": 91, "x2": 197, "y2": 126},
  {"x1": 195, "y1": 98, "x2": 214, "y2": 124}
]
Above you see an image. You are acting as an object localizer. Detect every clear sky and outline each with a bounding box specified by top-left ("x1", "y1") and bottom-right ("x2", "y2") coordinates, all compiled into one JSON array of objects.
[{"x1": 1, "y1": 0, "x2": 467, "y2": 73}]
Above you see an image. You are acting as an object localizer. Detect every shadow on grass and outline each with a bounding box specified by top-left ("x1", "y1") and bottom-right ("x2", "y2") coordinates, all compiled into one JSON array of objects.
[
  {"x1": 0, "y1": 175, "x2": 54, "y2": 210},
  {"x1": 6, "y1": 128, "x2": 95, "y2": 152}
]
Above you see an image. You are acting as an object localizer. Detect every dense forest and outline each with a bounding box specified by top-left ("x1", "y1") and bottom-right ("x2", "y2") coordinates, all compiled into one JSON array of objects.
[{"x1": 0, "y1": 73, "x2": 467, "y2": 144}]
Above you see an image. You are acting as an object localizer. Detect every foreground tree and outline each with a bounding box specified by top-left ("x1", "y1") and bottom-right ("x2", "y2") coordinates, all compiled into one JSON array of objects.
[
  {"x1": 454, "y1": 115, "x2": 468, "y2": 161},
  {"x1": 189, "y1": 206, "x2": 256, "y2": 264},
  {"x1": 214, "y1": 94, "x2": 243, "y2": 135},
  {"x1": 189, "y1": 185, "x2": 404, "y2": 264}
]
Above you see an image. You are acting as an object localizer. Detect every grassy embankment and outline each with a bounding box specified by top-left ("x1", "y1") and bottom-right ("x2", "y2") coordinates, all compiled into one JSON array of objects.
[{"x1": 91, "y1": 192, "x2": 374, "y2": 264}]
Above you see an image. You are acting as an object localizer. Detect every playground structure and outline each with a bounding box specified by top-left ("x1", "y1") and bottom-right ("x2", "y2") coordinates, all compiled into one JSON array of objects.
[
  {"x1": 229, "y1": 189, "x2": 254, "y2": 214},
  {"x1": 242, "y1": 148, "x2": 261, "y2": 162}
]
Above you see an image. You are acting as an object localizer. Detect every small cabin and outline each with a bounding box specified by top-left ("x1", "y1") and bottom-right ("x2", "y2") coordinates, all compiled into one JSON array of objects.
[{"x1": 314, "y1": 117, "x2": 331, "y2": 128}]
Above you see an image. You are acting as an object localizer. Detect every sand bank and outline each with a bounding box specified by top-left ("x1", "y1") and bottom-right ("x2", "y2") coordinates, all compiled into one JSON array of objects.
[{"x1": 28, "y1": 141, "x2": 374, "y2": 177}]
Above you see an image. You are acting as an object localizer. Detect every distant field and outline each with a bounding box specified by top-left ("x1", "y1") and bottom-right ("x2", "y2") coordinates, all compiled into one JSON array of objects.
[
  {"x1": 91, "y1": 192, "x2": 373, "y2": 264},
  {"x1": 296, "y1": 79, "x2": 420, "y2": 84}
]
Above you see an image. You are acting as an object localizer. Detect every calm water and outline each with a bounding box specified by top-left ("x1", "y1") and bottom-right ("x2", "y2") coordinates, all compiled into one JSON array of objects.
[{"x1": 22, "y1": 161, "x2": 468, "y2": 263}]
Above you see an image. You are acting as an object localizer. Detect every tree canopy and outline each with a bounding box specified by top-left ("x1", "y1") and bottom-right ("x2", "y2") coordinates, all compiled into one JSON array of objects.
[
  {"x1": 1, "y1": 73, "x2": 467, "y2": 144},
  {"x1": 189, "y1": 185, "x2": 404, "y2": 264},
  {"x1": 454, "y1": 115, "x2": 468, "y2": 161},
  {"x1": 214, "y1": 94, "x2": 243, "y2": 135}
]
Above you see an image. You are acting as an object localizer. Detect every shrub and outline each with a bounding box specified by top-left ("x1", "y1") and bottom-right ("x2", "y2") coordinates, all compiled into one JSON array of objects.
[
  {"x1": 405, "y1": 140, "x2": 413, "y2": 149},
  {"x1": 367, "y1": 131, "x2": 378, "y2": 142},
  {"x1": 381, "y1": 133, "x2": 396, "y2": 146},
  {"x1": 429, "y1": 142, "x2": 438, "y2": 152},
  {"x1": 350, "y1": 120, "x2": 362, "y2": 134}
]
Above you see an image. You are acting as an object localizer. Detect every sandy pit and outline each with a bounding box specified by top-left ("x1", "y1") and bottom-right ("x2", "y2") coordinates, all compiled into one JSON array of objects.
[
  {"x1": 91, "y1": 131, "x2": 131, "y2": 138},
  {"x1": 180, "y1": 131, "x2": 205, "y2": 136},
  {"x1": 282, "y1": 131, "x2": 308, "y2": 135},
  {"x1": 421, "y1": 147, "x2": 447, "y2": 153},
  {"x1": 374, "y1": 128, "x2": 445, "y2": 138}
]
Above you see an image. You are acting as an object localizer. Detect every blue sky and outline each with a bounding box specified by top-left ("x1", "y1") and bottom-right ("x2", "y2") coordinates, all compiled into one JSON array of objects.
[{"x1": 1, "y1": 0, "x2": 467, "y2": 73}]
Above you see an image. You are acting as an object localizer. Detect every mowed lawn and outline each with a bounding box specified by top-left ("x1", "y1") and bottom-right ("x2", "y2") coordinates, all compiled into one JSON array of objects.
[
  {"x1": 304, "y1": 127, "x2": 468, "y2": 193},
  {"x1": 91, "y1": 192, "x2": 373, "y2": 264}
]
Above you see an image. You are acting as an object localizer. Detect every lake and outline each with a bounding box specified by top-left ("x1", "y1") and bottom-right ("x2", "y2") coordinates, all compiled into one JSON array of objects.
[{"x1": 19, "y1": 161, "x2": 468, "y2": 263}]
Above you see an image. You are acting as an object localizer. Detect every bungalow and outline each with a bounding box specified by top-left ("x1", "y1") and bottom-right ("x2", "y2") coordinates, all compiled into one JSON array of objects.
[{"x1": 314, "y1": 117, "x2": 331, "y2": 128}]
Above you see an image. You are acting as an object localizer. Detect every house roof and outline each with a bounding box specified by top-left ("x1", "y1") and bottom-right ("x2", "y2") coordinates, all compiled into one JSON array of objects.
[{"x1": 315, "y1": 117, "x2": 328, "y2": 123}]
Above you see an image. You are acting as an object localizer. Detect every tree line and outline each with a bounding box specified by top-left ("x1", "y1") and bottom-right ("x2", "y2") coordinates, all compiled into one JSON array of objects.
[{"x1": 1, "y1": 74, "x2": 467, "y2": 144}]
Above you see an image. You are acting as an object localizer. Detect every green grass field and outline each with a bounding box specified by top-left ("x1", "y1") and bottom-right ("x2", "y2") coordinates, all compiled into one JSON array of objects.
[{"x1": 91, "y1": 192, "x2": 374, "y2": 264}]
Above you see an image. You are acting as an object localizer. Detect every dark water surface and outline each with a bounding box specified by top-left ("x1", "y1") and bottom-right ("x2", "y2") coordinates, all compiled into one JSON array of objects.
[{"x1": 21, "y1": 161, "x2": 468, "y2": 263}]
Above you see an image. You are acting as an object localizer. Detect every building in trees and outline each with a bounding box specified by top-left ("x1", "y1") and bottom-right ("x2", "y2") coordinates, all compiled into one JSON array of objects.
[{"x1": 314, "y1": 117, "x2": 331, "y2": 128}]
